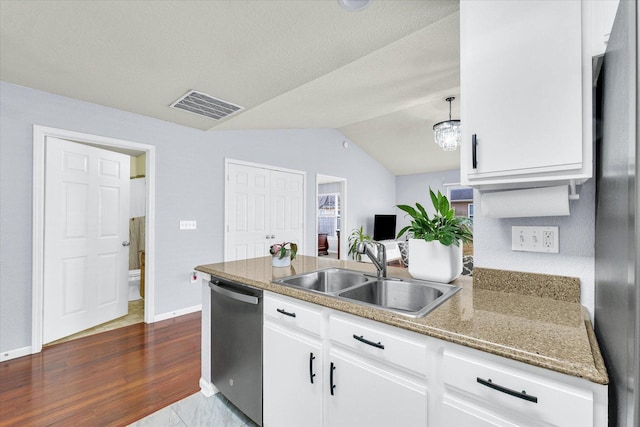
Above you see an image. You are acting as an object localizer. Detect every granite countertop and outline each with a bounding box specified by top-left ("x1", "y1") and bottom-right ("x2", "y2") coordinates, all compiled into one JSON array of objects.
[{"x1": 196, "y1": 255, "x2": 608, "y2": 385}]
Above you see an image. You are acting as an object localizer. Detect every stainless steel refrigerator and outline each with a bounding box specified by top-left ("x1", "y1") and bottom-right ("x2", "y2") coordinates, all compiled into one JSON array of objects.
[{"x1": 594, "y1": 1, "x2": 639, "y2": 426}]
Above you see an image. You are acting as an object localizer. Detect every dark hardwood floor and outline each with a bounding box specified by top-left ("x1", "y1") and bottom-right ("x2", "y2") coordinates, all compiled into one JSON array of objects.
[{"x1": 0, "y1": 312, "x2": 201, "y2": 426}]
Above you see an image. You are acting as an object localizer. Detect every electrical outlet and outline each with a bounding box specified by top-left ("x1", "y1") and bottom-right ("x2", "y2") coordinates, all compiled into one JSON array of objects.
[
  {"x1": 512, "y1": 226, "x2": 559, "y2": 253},
  {"x1": 179, "y1": 220, "x2": 197, "y2": 230}
]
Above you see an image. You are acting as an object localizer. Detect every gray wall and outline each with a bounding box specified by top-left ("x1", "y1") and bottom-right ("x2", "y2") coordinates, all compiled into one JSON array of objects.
[
  {"x1": 0, "y1": 81, "x2": 396, "y2": 354},
  {"x1": 318, "y1": 182, "x2": 342, "y2": 194}
]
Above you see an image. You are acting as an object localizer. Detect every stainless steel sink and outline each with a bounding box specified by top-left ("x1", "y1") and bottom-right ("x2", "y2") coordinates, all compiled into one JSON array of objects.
[
  {"x1": 337, "y1": 278, "x2": 460, "y2": 318},
  {"x1": 274, "y1": 268, "x2": 372, "y2": 294}
]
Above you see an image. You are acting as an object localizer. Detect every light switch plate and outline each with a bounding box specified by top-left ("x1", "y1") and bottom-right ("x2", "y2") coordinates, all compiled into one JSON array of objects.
[
  {"x1": 179, "y1": 220, "x2": 197, "y2": 230},
  {"x1": 512, "y1": 226, "x2": 559, "y2": 253}
]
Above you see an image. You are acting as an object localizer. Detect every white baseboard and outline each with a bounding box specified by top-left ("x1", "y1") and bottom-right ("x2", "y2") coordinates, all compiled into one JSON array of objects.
[
  {"x1": 154, "y1": 304, "x2": 202, "y2": 322},
  {"x1": 0, "y1": 346, "x2": 33, "y2": 362},
  {"x1": 199, "y1": 378, "x2": 219, "y2": 397}
]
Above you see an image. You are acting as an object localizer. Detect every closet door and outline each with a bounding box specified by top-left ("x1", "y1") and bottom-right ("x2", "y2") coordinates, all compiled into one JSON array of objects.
[
  {"x1": 225, "y1": 162, "x2": 304, "y2": 262},
  {"x1": 270, "y1": 170, "x2": 304, "y2": 249}
]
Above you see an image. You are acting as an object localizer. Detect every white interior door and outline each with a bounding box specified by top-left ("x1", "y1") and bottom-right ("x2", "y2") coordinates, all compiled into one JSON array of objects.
[
  {"x1": 43, "y1": 137, "x2": 130, "y2": 343},
  {"x1": 225, "y1": 162, "x2": 304, "y2": 261}
]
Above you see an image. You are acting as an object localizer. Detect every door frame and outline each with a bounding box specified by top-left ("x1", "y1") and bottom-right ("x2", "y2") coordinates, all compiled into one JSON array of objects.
[
  {"x1": 224, "y1": 158, "x2": 307, "y2": 261},
  {"x1": 32, "y1": 125, "x2": 156, "y2": 353},
  {"x1": 316, "y1": 174, "x2": 347, "y2": 260}
]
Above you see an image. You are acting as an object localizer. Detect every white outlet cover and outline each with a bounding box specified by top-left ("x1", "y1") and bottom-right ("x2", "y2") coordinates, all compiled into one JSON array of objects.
[{"x1": 512, "y1": 226, "x2": 559, "y2": 253}]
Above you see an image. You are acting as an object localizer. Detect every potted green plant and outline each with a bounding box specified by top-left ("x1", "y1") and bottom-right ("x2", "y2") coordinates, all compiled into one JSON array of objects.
[
  {"x1": 269, "y1": 242, "x2": 297, "y2": 267},
  {"x1": 347, "y1": 226, "x2": 372, "y2": 261},
  {"x1": 397, "y1": 188, "x2": 472, "y2": 282}
]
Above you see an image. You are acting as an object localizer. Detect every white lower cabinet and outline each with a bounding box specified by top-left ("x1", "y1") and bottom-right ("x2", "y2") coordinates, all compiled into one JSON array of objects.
[
  {"x1": 263, "y1": 293, "x2": 428, "y2": 427},
  {"x1": 437, "y1": 343, "x2": 607, "y2": 427},
  {"x1": 263, "y1": 323, "x2": 322, "y2": 427},
  {"x1": 326, "y1": 348, "x2": 427, "y2": 427},
  {"x1": 441, "y1": 394, "x2": 522, "y2": 427},
  {"x1": 263, "y1": 292, "x2": 607, "y2": 427}
]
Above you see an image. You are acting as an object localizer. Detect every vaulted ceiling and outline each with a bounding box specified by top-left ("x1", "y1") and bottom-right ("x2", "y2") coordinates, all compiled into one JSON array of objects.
[{"x1": 0, "y1": 0, "x2": 461, "y2": 175}]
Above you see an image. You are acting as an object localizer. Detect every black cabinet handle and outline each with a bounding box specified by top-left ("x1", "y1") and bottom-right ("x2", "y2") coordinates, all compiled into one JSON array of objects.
[
  {"x1": 309, "y1": 352, "x2": 316, "y2": 384},
  {"x1": 330, "y1": 362, "x2": 336, "y2": 396},
  {"x1": 477, "y1": 377, "x2": 538, "y2": 403},
  {"x1": 353, "y1": 334, "x2": 385, "y2": 350},
  {"x1": 276, "y1": 308, "x2": 296, "y2": 318},
  {"x1": 472, "y1": 134, "x2": 478, "y2": 169}
]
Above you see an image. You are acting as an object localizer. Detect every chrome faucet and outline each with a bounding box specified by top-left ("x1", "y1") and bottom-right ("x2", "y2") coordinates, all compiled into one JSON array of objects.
[{"x1": 357, "y1": 241, "x2": 387, "y2": 278}]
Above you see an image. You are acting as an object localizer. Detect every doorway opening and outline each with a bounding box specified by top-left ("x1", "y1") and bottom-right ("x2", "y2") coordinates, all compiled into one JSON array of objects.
[
  {"x1": 32, "y1": 125, "x2": 156, "y2": 353},
  {"x1": 316, "y1": 174, "x2": 347, "y2": 260}
]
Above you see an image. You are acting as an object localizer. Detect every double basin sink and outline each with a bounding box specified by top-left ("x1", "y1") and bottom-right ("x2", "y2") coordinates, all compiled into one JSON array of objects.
[{"x1": 273, "y1": 268, "x2": 460, "y2": 318}]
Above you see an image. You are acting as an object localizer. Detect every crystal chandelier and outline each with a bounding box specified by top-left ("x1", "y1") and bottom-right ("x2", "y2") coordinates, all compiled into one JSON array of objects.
[{"x1": 433, "y1": 97, "x2": 461, "y2": 151}]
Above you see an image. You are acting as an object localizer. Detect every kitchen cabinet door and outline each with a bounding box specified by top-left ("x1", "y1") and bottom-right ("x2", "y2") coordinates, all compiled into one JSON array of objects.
[
  {"x1": 441, "y1": 346, "x2": 597, "y2": 427},
  {"x1": 460, "y1": 0, "x2": 589, "y2": 187},
  {"x1": 326, "y1": 349, "x2": 427, "y2": 427},
  {"x1": 440, "y1": 395, "x2": 521, "y2": 427},
  {"x1": 263, "y1": 323, "x2": 322, "y2": 427}
]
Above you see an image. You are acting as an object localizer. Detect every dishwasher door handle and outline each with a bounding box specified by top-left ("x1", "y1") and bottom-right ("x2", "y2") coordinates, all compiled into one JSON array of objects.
[{"x1": 209, "y1": 281, "x2": 260, "y2": 305}]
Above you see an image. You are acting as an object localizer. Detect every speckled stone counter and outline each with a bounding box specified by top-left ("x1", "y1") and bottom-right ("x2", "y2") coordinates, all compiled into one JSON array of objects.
[{"x1": 196, "y1": 256, "x2": 608, "y2": 385}]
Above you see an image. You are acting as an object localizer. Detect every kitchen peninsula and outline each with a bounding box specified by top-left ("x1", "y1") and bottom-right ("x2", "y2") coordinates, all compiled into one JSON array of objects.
[{"x1": 196, "y1": 256, "x2": 608, "y2": 426}]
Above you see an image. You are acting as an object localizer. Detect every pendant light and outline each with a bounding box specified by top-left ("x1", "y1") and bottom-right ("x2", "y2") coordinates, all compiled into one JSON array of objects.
[{"x1": 433, "y1": 96, "x2": 461, "y2": 151}]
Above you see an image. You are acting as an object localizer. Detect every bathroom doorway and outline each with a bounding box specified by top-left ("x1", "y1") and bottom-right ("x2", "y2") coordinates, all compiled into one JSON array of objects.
[
  {"x1": 47, "y1": 152, "x2": 148, "y2": 346},
  {"x1": 32, "y1": 125, "x2": 156, "y2": 353},
  {"x1": 316, "y1": 174, "x2": 347, "y2": 260}
]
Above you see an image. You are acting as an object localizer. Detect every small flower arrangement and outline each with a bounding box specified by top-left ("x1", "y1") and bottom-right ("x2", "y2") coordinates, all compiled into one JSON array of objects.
[{"x1": 269, "y1": 242, "x2": 298, "y2": 260}]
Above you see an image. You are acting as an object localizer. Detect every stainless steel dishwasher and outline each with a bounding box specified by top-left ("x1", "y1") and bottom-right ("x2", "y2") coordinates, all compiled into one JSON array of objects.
[{"x1": 209, "y1": 275, "x2": 263, "y2": 426}]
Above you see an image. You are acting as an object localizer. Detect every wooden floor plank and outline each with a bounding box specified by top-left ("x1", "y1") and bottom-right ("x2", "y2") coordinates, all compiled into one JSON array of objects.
[{"x1": 0, "y1": 312, "x2": 201, "y2": 426}]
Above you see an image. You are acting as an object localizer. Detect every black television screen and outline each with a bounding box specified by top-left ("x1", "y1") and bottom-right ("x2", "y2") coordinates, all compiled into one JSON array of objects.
[{"x1": 373, "y1": 215, "x2": 396, "y2": 241}]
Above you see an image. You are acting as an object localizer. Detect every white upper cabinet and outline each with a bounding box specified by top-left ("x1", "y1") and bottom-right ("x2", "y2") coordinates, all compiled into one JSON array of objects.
[{"x1": 460, "y1": 0, "x2": 593, "y2": 189}]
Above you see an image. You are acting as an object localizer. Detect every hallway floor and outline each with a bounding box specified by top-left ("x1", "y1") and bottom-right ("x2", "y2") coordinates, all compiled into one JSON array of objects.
[
  {"x1": 0, "y1": 311, "x2": 199, "y2": 426},
  {"x1": 46, "y1": 299, "x2": 144, "y2": 345}
]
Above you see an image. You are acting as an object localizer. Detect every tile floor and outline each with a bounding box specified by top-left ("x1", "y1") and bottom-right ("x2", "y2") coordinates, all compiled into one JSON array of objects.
[
  {"x1": 46, "y1": 299, "x2": 144, "y2": 345},
  {"x1": 128, "y1": 392, "x2": 259, "y2": 427}
]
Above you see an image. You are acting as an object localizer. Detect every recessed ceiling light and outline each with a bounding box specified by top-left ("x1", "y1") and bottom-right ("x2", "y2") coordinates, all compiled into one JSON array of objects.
[{"x1": 338, "y1": 0, "x2": 371, "y2": 12}]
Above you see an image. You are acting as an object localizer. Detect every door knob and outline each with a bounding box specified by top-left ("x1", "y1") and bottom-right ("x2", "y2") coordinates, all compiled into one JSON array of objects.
[{"x1": 122, "y1": 241, "x2": 130, "y2": 247}]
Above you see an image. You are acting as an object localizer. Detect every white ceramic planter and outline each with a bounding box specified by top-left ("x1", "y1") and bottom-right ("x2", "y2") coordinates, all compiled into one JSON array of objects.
[
  {"x1": 271, "y1": 251, "x2": 291, "y2": 267},
  {"x1": 408, "y1": 238, "x2": 462, "y2": 283}
]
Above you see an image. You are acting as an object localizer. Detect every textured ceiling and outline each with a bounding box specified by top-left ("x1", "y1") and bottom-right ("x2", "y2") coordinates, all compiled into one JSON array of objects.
[{"x1": 0, "y1": 0, "x2": 461, "y2": 175}]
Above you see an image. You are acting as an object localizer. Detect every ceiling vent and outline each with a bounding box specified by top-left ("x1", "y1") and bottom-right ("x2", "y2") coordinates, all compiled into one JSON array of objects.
[{"x1": 170, "y1": 90, "x2": 243, "y2": 120}]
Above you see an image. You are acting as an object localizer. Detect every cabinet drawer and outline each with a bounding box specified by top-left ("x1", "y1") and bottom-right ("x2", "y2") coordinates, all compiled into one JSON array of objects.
[
  {"x1": 443, "y1": 351, "x2": 593, "y2": 427},
  {"x1": 329, "y1": 313, "x2": 426, "y2": 376},
  {"x1": 264, "y1": 293, "x2": 322, "y2": 337}
]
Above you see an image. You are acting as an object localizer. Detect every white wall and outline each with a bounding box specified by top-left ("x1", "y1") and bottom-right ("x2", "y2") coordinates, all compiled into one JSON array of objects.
[
  {"x1": 0, "y1": 81, "x2": 396, "y2": 355},
  {"x1": 473, "y1": 181, "x2": 596, "y2": 316}
]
